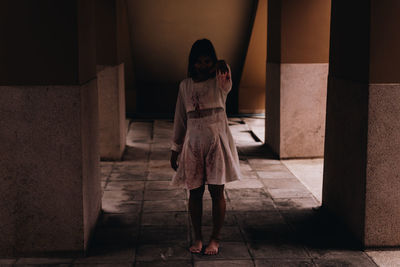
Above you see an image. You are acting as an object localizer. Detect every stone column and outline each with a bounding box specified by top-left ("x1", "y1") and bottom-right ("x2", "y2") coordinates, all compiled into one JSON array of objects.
[
  {"x1": 96, "y1": 0, "x2": 126, "y2": 160},
  {"x1": 265, "y1": 0, "x2": 331, "y2": 158},
  {"x1": 322, "y1": 0, "x2": 400, "y2": 247},
  {"x1": 0, "y1": 0, "x2": 101, "y2": 257}
]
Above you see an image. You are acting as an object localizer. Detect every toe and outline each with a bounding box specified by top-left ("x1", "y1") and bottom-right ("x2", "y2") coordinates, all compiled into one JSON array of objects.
[{"x1": 189, "y1": 247, "x2": 199, "y2": 253}]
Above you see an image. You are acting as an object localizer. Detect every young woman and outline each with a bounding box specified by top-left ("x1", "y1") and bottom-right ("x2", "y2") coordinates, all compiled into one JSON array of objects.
[{"x1": 170, "y1": 39, "x2": 241, "y2": 255}]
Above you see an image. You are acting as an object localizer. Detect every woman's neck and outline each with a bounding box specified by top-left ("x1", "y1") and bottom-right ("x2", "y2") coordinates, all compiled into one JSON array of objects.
[{"x1": 192, "y1": 74, "x2": 212, "y2": 83}]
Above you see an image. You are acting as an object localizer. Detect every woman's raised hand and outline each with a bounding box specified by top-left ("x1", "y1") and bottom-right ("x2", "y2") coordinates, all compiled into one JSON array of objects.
[{"x1": 215, "y1": 60, "x2": 229, "y2": 75}]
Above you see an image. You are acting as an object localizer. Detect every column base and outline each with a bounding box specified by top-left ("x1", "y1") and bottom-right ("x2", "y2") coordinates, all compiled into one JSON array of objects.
[{"x1": 266, "y1": 63, "x2": 328, "y2": 158}]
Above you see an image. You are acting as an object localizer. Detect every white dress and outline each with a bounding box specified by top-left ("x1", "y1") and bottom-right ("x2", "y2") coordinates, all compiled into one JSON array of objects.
[{"x1": 170, "y1": 67, "x2": 241, "y2": 190}]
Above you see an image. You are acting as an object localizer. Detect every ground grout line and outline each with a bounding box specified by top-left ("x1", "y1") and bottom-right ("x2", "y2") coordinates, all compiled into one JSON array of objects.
[
  {"x1": 132, "y1": 121, "x2": 154, "y2": 267},
  {"x1": 235, "y1": 213, "x2": 257, "y2": 267},
  {"x1": 103, "y1": 162, "x2": 115, "y2": 194},
  {"x1": 364, "y1": 252, "x2": 380, "y2": 267}
]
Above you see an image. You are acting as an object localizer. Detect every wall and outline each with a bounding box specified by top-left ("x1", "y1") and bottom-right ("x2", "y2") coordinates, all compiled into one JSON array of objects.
[
  {"x1": 117, "y1": 0, "x2": 136, "y2": 113},
  {"x1": 126, "y1": 0, "x2": 256, "y2": 116},
  {"x1": 238, "y1": 0, "x2": 267, "y2": 114}
]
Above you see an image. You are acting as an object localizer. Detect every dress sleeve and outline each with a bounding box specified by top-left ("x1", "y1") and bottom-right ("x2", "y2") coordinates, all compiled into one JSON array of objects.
[
  {"x1": 171, "y1": 83, "x2": 187, "y2": 153},
  {"x1": 216, "y1": 64, "x2": 232, "y2": 94}
]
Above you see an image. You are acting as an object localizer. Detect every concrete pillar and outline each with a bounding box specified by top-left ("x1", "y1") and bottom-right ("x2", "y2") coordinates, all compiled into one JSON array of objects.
[
  {"x1": 265, "y1": 0, "x2": 331, "y2": 158},
  {"x1": 322, "y1": 0, "x2": 400, "y2": 247},
  {"x1": 0, "y1": 0, "x2": 101, "y2": 257},
  {"x1": 96, "y1": 0, "x2": 126, "y2": 160}
]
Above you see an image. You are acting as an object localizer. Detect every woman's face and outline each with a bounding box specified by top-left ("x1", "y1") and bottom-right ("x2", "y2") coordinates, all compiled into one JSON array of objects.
[{"x1": 194, "y1": 55, "x2": 214, "y2": 76}]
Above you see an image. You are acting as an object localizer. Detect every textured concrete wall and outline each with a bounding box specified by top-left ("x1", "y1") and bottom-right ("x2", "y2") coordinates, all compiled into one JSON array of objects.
[
  {"x1": 97, "y1": 64, "x2": 126, "y2": 160},
  {"x1": 365, "y1": 84, "x2": 400, "y2": 246},
  {"x1": 81, "y1": 79, "x2": 102, "y2": 249},
  {"x1": 0, "y1": 82, "x2": 101, "y2": 256},
  {"x1": 280, "y1": 64, "x2": 328, "y2": 158},
  {"x1": 322, "y1": 77, "x2": 369, "y2": 243},
  {"x1": 265, "y1": 63, "x2": 280, "y2": 154},
  {"x1": 95, "y1": 0, "x2": 127, "y2": 160}
]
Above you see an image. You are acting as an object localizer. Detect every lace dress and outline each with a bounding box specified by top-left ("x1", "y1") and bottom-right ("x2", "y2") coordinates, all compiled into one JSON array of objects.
[{"x1": 170, "y1": 67, "x2": 241, "y2": 190}]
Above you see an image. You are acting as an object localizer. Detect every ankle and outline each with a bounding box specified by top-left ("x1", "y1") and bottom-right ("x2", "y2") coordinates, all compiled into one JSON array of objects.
[{"x1": 209, "y1": 237, "x2": 220, "y2": 242}]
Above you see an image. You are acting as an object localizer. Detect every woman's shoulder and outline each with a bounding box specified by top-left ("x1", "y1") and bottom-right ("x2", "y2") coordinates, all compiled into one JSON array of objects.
[
  {"x1": 179, "y1": 78, "x2": 192, "y2": 86},
  {"x1": 178, "y1": 78, "x2": 193, "y2": 93}
]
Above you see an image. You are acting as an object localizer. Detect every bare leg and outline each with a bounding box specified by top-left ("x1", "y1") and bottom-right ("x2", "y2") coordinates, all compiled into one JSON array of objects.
[
  {"x1": 205, "y1": 184, "x2": 225, "y2": 255},
  {"x1": 189, "y1": 184, "x2": 205, "y2": 253}
]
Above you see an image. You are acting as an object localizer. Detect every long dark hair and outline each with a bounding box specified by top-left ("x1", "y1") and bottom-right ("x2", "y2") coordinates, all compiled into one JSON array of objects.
[{"x1": 188, "y1": 39, "x2": 218, "y2": 78}]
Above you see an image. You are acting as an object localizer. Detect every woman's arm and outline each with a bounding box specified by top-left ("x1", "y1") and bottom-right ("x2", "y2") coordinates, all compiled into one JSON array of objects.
[
  {"x1": 216, "y1": 60, "x2": 232, "y2": 93},
  {"x1": 170, "y1": 84, "x2": 187, "y2": 170}
]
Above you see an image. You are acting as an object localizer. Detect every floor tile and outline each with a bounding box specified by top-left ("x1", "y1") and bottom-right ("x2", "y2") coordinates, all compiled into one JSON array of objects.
[
  {"x1": 229, "y1": 199, "x2": 276, "y2": 212},
  {"x1": 235, "y1": 211, "x2": 286, "y2": 226},
  {"x1": 139, "y1": 226, "x2": 189, "y2": 244},
  {"x1": 193, "y1": 226, "x2": 244, "y2": 242},
  {"x1": 226, "y1": 188, "x2": 270, "y2": 200},
  {"x1": 147, "y1": 171, "x2": 175, "y2": 181},
  {"x1": 105, "y1": 181, "x2": 145, "y2": 191},
  {"x1": 241, "y1": 225, "x2": 294, "y2": 243},
  {"x1": 366, "y1": 250, "x2": 400, "y2": 267},
  {"x1": 135, "y1": 260, "x2": 192, "y2": 267},
  {"x1": 247, "y1": 159, "x2": 282, "y2": 170},
  {"x1": 92, "y1": 227, "x2": 139, "y2": 245},
  {"x1": 262, "y1": 178, "x2": 309, "y2": 190},
  {"x1": 15, "y1": 258, "x2": 74, "y2": 264},
  {"x1": 240, "y1": 170, "x2": 259, "y2": 179},
  {"x1": 103, "y1": 190, "x2": 144, "y2": 202},
  {"x1": 225, "y1": 179, "x2": 264, "y2": 189},
  {"x1": 73, "y1": 263, "x2": 132, "y2": 267},
  {"x1": 144, "y1": 189, "x2": 186, "y2": 200},
  {"x1": 192, "y1": 242, "x2": 251, "y2": 260},
  {"x1": 0, "y1": 259, "x2": 16, "y2": 265},
  {"x1": 142, "y1": 200, "x2": 187, "y2": 212},
  {"x1": 314, "y1": 256, "x2": 376, "y2": 267},
  {"x1": 248, "y1": 241, "x2": 309, "y2": 259},
  {"x1": 109, "y1": 172, "x2": 148, "y2": 181},
  {"x1": 99, "y1": 213, "x2": 140, "y2": 228},
  {"x1": 141, "y1": 212, "x2": 188, "y2": 226},
  {"x1": 268, "y1": 188, "x2": 313, "y2": 199},
  {"x1": 74, "y1": 245, "x2": 135, "y2": 263},
  {"x1": 274, "y1": 198, "x2": 320, "y2": 210},
  {"x1": 255, "y1": 259, "x2": 314, "y2": 266},
  {"x1": 195, "y1": 259, "x2": 254, "y2": 267},
  {"x1": 136, "y1": 242, "x2": 191, "y2": 261},
  {"x1": 145, "y1": 181, "x2": 180, "y2": 191},
  {"x1": 257, "y1": 170, "x2": 296, "y2": 179},
  {"x1": 102, "y1": 200, "x2": 142, "y2": 214}
]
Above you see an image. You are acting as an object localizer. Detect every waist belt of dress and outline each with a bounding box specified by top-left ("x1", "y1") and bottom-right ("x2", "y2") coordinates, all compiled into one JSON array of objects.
[{"x1": 187, "y1": 107, "x2": 224, "y2": 119}]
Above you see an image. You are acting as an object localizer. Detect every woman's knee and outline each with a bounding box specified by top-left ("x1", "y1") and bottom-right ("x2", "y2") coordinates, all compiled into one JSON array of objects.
[
  {"x1": 190, "y1": 184, "x2": 205, "y2": 200},
  {"x1": 208, "y1": 184, "x2": 225, "y2": 200}
]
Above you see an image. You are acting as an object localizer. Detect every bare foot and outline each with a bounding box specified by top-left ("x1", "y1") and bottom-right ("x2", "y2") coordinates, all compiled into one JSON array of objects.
[
  {"x1": 204, "y1": 239, "x2": 219, "y2": 255},
  {"x1": 189, "y1": 240, "x2": 202, "y2": 253}
]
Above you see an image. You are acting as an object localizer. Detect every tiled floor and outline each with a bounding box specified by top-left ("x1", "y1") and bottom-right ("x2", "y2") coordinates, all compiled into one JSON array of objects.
[{"x1": 3, "y1": 118, "x2": 383, "y2": 266}]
